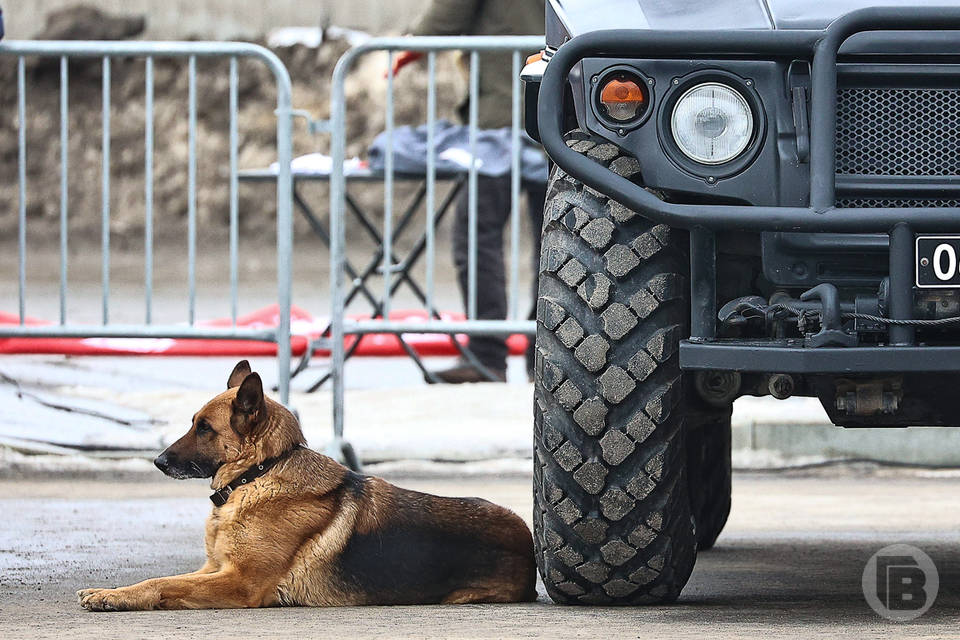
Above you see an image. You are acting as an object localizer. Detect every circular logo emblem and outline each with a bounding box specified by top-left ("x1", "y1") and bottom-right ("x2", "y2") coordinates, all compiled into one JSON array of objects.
[{"x1": 862, "y1": 544, "x2": 939, "y2": 621}]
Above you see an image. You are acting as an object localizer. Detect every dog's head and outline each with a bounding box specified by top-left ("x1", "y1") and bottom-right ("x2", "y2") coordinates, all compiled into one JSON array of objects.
[{"x1": 154, "y1": 360, "x2": 302, "y2": 480}]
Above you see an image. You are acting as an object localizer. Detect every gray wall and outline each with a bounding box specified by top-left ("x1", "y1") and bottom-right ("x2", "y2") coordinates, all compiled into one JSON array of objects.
[{"x1": 9, "y1": 1, "x2": 424, "y2": 39}]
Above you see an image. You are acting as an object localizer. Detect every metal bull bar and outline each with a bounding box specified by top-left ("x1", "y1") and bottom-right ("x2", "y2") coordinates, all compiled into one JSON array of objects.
[
  {"x1": 328, "y1": 36, "x2": 544, "y2": 462},
  {"x1": 1, "y1": 41, "x2": 294, "y2": 404},
  {"x1": 539, "y1": 7, "x2": 960, "y2": 233}
]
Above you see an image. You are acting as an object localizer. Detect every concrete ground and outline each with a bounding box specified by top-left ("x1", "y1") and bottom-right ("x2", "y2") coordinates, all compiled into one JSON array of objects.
[{"x1": 2, "y1": 470, "x2": 959, "y2": 639}]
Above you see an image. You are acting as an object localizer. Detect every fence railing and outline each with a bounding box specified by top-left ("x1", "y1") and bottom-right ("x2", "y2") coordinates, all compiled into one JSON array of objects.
[
  {"x1": 328, "y1": 36, "x2": 545, "y2": 462},
  {"x1": 1, "y1": 41, "x2": 294, "y2": 404}
]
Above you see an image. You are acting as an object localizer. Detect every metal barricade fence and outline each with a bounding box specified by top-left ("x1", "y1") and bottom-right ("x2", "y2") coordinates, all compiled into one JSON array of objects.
[
  {"x1": 328, "y1": 36, "x2": 545, "y2": 462},
  {"x1": 1, "y1": 41, "x2": 294, "y2": 404}
]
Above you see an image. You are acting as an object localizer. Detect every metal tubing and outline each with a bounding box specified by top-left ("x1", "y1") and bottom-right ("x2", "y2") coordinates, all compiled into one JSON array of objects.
[
  {"x1": 187, "y1": 55, "x2": 197, "y2": 326},
  {"x1": 60, "y1": 56, "x2": 69, "y2": 325},
  {"x1": 325, "y1": 36, "x2": 543, "y2": 446},
  {"x1": 383, "y1": 51, "x2": 395, "y2": 320},
  {"x1": 324, "y1": 36, "x2": 543, "y2": 448},
  {"x1": 425, "y1": 51, "x2": 437, "y2": 316},
  {"x1": 538, "y1": 13, "x2": 960, "y2": 232},
  {"x1": 689, "y1": 229, "x2": 717, "y2": 340},
  {"x1": 346, "y1": 320, "x2": 536, "y2": 337},
  {"x1": 101, "y1": 56, "x2": 111, "y2": 325},
  {"x1": 467, "y1": 50, "x2": 479, "y2": 320},
  {"x1": 509, "y1": 49, "x2": 521, "y2": 321},
  {"x1": 0, "y1": 41, "x2": 294, "y2": 404},
  {"x1": 809, "y1": 39, "x2": 836, "y2": 212},
  {"x1": 888, "y1": 222, "x2": 915, "y2": 346},
  {"x1": 809, "y1": 8, "x2": 960, "y2": 212},
  {"x1": 329, "y1": 35, "x2": 544, "y2": 56},
  {"x1": 273, "y1": 56, "x2": 294, "y2": 406},
  {"x1": 17, "y1": 56, "x2": 26, "y2": 325},
  {"x1": 338, "y1": 180, "x2": 463, "y2": 316},
  {"x1": 229, "y1": 56, "x2": 239, "y2": 325},
  {"x1": 680, "y1": 341, "x2": 960, "y2": 374},
  {"x1": 145, "y1": 57, "x2": 154, "y2": 324},
  {"x1": 330, "y1": 50, "x2": 350, "y2": 439},
  {"x1": 1, "y1": 37, "x2": 544, "y2": 59},
  {"x1": 779, "y1": 232, "x2": 887, "y2": 252},
  {"x1": 0, "y1": 325, "x2": 278, "y2": 340}
]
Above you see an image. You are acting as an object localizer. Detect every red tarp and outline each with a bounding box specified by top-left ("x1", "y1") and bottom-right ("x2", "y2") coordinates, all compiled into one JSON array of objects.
[{"x1": 0, "y1": 306, "x2": 528, "y2": 357}]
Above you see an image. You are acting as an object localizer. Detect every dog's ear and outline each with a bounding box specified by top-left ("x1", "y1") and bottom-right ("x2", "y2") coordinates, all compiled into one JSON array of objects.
[
  {"x1": 234, "y1": 373, "x2": 264, "y2": 415},
  {"x1": 227, "y1": 360, "x2": 252, "y2": 389}
]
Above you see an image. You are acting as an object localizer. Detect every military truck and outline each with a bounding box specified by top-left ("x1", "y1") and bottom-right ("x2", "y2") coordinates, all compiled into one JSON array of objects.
[{"x1": 523, "y1": 0, "x2": 960, "y2": 604}]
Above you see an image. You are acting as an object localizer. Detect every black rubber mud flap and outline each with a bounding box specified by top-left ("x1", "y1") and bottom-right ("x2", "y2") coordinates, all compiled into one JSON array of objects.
[{"x1": 686, "y1": 406, "x2": 732, "y2": 551}]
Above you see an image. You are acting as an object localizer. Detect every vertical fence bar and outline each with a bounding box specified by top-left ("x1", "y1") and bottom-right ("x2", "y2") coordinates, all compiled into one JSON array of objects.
[
  {"x1": 0, "y1": 43, "x2": 297, "y2": 397},
  {"x1": 274, "y1": 59, "x2": 295, "y2": 406},
  {"x1": 187, "y1": 55, "x2": 198, "y2": 326},
  {"x1": 17, "y1": 57, "x2": 26, "y2": 325},
  {"x1": 382, "y1": 50, "x2": 395, "y2": 319},
  {"x1": 509, "y1": 50, "x2": 522, "y2": 321},
  {"x1": 101, "y1": 56, "x2": 111, "y2": 325},
  {"x1": 59, "y1": 57, "x2": 69, "y2": 325},
  {"x1": 329, "y1": 49, "x2": 356, "y2": 445},
  {"x1": 229, "y1": 56, "x2": 240, "y2": 325},
  {"x1": 467, "y1": 50, "x2": 479, "y2": 320},
  {"x1": 425, "y1": 51, "x2": 437, "y2": 316},
  {"x1": 144, "y1": 57, "x2": 155, "y2": 324}
]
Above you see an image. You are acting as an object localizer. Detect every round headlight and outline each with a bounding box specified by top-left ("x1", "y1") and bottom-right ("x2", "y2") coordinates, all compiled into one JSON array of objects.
[{"x1": 670, "y1": 82, "x2": 754, "y2": 165}]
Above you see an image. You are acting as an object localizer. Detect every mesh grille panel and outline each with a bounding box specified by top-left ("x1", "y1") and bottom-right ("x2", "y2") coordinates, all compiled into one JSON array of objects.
[
  {"x1": 836, "y1": 87, "x2": 960, "y2": 176},
  {"x1": 836, "y1": 197, "x2": 960, "y2": 208}
]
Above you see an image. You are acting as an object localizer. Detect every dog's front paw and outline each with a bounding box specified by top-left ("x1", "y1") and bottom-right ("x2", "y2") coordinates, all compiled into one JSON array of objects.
[
  {"x1": 77, "y1": 588, "x2": 104, "y2": 604},
  {"x1": 78, "y1": 587, "x2": 140, "y2": 612}
]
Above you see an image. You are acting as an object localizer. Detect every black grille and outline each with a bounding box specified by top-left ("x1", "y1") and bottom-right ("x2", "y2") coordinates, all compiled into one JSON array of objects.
[
  {"x1": 836, "y1": 87, "x2": 960, "y2": 176},
  {"x1": 836, "y1": 197, "x2": 960, "y2": 208}
]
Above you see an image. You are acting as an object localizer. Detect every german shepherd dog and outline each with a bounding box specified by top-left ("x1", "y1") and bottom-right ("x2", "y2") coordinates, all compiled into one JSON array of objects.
[{"x1": 78, "y1": 361, "x2": 536, "y2": 610}]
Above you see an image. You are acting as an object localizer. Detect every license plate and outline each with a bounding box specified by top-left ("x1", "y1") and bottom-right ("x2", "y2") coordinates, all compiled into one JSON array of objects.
[{"x1": 916, "y1": 235, "x2": 960, "y2": 288}]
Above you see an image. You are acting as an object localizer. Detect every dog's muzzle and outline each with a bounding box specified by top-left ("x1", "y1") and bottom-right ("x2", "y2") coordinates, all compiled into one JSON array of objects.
[{"x1": 154, "y1": 452, "x2": 216, "y2": 479}]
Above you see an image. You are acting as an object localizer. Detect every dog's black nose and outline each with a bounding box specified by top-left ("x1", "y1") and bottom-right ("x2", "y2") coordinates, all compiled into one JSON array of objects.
[{"x1": 154, "y1": 453, "x2": 170, "y2": 473}]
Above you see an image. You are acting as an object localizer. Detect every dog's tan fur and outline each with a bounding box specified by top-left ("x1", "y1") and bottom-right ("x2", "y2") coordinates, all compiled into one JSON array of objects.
[{"x1": 78, "y1": 361, "x2": 536, "y2": 611}]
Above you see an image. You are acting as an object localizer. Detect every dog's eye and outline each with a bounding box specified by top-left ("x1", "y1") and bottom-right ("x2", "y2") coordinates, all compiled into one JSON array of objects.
[{"x1": 195, "y1": 420, "x2": 213, "y2": 436}]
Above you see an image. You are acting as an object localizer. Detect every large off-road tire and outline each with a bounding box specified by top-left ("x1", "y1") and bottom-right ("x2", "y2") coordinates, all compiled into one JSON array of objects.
[
  {"x1": 532, "y1": 134, "x2": 697, "y2": 605},
  {"x1": 686, "y1": 408, "x2": 732, "y2": 551}
]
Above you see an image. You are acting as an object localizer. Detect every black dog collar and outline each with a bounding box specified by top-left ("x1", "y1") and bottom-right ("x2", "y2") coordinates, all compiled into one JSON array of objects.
[{"x1": 209, "y1": 448, "x2": 298, "y2": 507}]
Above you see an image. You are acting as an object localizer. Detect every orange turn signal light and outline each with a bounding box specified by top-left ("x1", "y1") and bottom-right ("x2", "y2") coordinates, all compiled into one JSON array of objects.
[
  {"x1": 599, "y1": 76, "x2": 647, "y2": 122},
  {"x1": 526, "y1": 51, "x2": 544, "y2": 65}
]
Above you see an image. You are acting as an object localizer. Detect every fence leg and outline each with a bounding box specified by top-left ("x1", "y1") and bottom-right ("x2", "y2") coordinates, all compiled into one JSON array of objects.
[
  {"x1": 274, "y1": 66, "x2": 294, "y2": 406},
  {"x1": 328, "y1": 48, "x2": 358, "y2": 470}
]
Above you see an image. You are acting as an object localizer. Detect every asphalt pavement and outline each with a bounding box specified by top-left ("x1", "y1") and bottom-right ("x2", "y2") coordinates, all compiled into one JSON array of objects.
[{"x1": 2, "y1": 470, "x2": 959, "y2": 639}]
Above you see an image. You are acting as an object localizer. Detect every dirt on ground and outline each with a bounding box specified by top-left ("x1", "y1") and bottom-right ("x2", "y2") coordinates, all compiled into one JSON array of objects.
[{"x1": 0, "y1": 5, "x2": 467, "y2": 243}]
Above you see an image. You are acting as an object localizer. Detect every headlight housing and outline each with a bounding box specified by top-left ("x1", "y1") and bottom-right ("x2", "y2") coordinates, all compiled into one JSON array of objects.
[
  {"x1": 591, "y1": 67, "x2": 654, "y2": 131},
  {"x1": 670, "y1": 82, "x2": 754, "y2": 165},
  {"x1": 599, "y1": 74, "x2": 647, "y2": 123}
]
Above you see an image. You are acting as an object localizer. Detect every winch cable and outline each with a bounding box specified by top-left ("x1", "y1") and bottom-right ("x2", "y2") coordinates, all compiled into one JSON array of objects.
[
  {"x1": 841, "y1": 313, "x2": 960, "y2": 327},
  {"x1": 728, "y1": 301, "x2": 960, "y2": 330}
]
